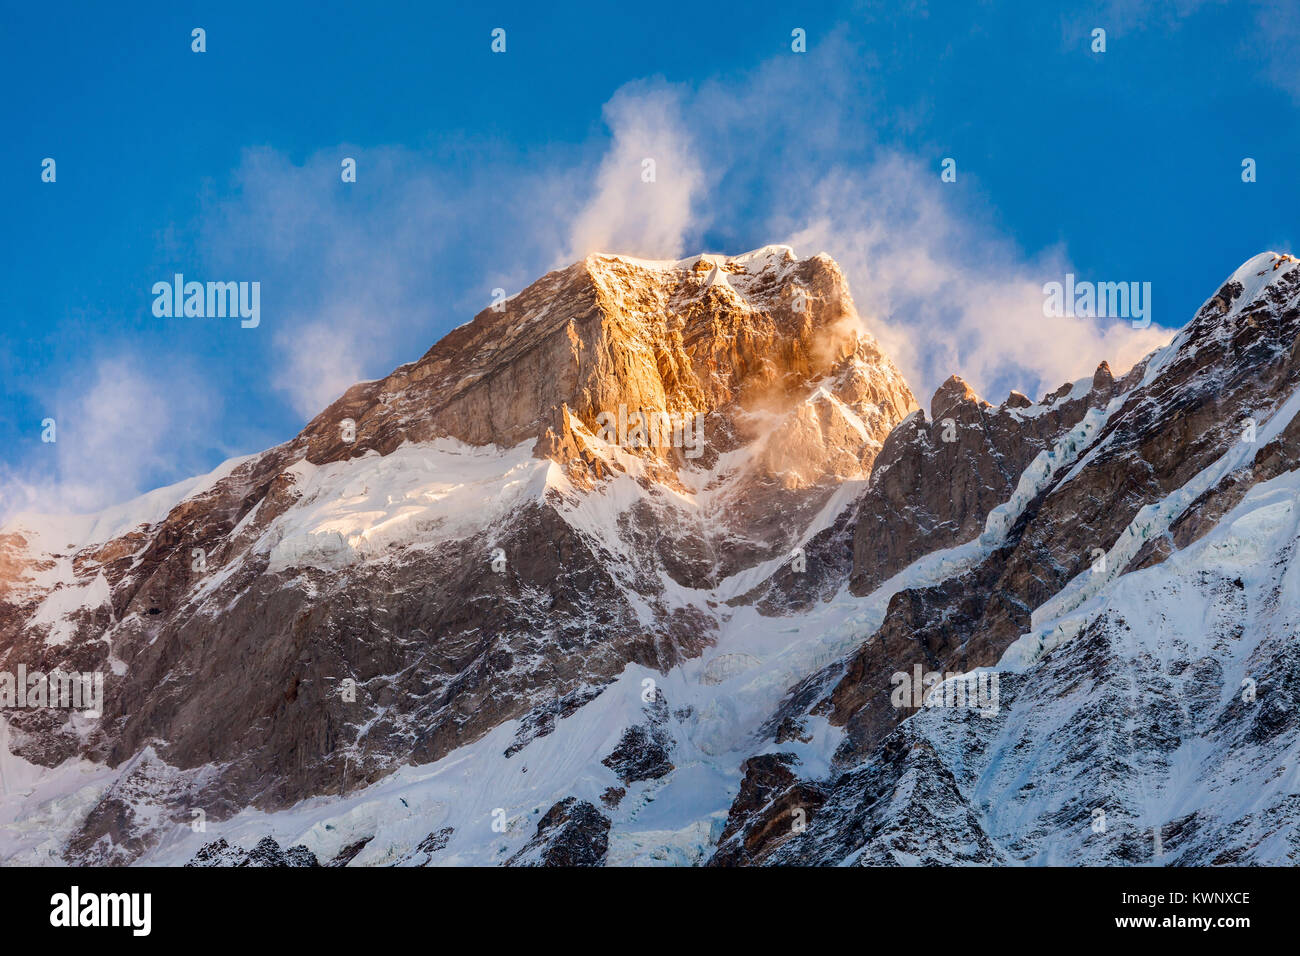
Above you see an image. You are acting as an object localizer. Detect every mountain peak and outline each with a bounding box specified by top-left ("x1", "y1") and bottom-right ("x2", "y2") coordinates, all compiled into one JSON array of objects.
[
  {"x1": 290, "y1": 246, "x2": 914, "y2": 486},
  {"x1": 929, "y1": 374, "x2": 983, "y2": 421},
  {"x1": 582, "y1": 244, "x2": 801, "y2": 274},
  {"x1": 1196, "y1": 251, "x2": 1300, "y2": 322}
]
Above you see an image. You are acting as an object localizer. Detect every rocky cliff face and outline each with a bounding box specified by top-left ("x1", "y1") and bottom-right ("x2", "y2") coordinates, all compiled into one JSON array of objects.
[{"x1": 3, "y1": 249, "x2": 1298, "y2": 868}]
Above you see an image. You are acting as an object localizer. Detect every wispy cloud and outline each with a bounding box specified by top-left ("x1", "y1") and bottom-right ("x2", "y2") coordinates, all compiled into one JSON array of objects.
[
  {"x1": 1252, "y1": 0, "x2": 1300, "y2": 103},
  {"x1": 773, "y1": 156, "x2": 1172, "y2": 404},
  {"x1": 1058, "y1": 0, "x2": 1300, "y2": 105},
  {"x1": 565, "y1": 81, "x2": 704, "y2": 262},
  {"x1": 0, "y1": 355, "x2": 222, "y2": 520}
]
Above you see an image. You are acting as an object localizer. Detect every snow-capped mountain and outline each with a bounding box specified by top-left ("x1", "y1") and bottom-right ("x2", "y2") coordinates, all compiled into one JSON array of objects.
[
  {"x1": 1, "y1": 247, "x2": 1297, "y2": 867},
  {"x1": 714, "y1": 251, "x2": 1300, "y2": 865}
]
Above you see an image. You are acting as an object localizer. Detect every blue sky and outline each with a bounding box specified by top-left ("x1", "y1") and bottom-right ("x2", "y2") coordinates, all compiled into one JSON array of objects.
[{"x1": 3, "y1": 0, "x2": 1298, "y2": 515}]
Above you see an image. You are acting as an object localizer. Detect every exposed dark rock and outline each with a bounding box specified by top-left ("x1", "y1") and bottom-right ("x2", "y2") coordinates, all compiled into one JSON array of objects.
[
  {"x1": 327, "y1": 837, "x2": 373, "y2": 867},
  {"x1": 186, "y1": 835, "x2": 319, "y2": 867},
  {"x1": 505, "y1": 798, "x2": 610, "y2": 867},
  {"x1": 601, "y1": 690, "x2": 675, "y2": 784}
]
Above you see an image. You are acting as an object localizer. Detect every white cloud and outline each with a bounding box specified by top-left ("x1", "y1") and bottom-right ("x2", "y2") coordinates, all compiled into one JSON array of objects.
[
  {"x1": 564, "y1": 82, "x2": 704, "y2": 262},
  {"x1": 273, "y1": 315, "x2": 372, "y2": 420},
  {"x1": 0, "y1": 355, "x2": 221, "y2": 520},
  {"x1": 772, "y1": 155, "x2": 1172, "y2": 405}
]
